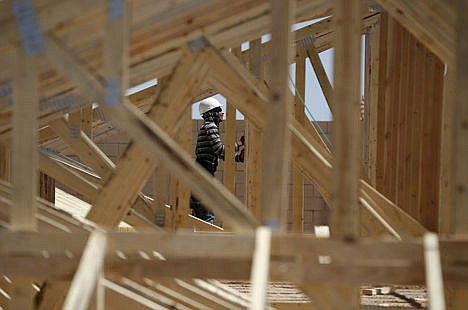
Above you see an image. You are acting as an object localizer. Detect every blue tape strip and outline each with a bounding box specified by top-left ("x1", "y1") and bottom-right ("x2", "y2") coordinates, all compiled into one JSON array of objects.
[
  {"x1": 11, "y1": 0, "x2": 46, "y2": 55},
  {"x1": 108, "y1": 0, "x2": 124, "y2": 19},
  {"x1": 104, "y1": 78, "x2": 121, "y2": 107}
]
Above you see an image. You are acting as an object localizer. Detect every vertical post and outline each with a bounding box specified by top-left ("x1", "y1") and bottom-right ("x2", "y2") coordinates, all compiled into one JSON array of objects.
[
  {"x1": 292, "y1": 55, "x2": 305, "y2": 232},
  {"x1": 364, "y1": 21, "x2": 381, "y2": 187},
  {"x1": 224, "y1": 86, "x2": 237, "y2": 195},
  {"x1": 262, "y1": 0, "x2": 294, "y2": 231},
  {"x1": 439, "y1": 69, "x2": 455, "y2": 236},
  {"x1": 453, "y1": 0, "x2": 468, "y2": 236},
  {"x1": 331, "y1": 0, "x2": 361, "y2": 307},
  {"x1": 246, "y1": 40, "x2": 263, "y2": 220},
  {"x1": 174, "y1": 107, "x2": 192, "y2": 229},
  {"x1": 331, "y1": 0, "x2": 361, "y2": 239},
  {"x1": 11, "y1": 47, "x2": 38, "y2": 231},
  {"x1": 450, "y1": 6, "x2": 468, "y2": 307}
]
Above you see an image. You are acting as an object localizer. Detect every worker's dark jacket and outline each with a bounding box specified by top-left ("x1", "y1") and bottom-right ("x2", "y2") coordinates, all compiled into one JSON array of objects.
[
  {"x1": 195, "y1": 110, "x2": 225, "y2": 174},
  {"x1": 190, "y1": 110, "x2": 225, "y2": 224}
]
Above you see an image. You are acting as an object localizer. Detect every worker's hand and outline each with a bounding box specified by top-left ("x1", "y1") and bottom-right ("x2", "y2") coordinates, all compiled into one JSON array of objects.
[{"x1": 235, "y1": 136, "x2": 245, "y2": 162}]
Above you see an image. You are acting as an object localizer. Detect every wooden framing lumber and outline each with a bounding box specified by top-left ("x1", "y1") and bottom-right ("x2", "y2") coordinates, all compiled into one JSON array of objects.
[
  {"x1": 63, "y1": 230, "x2": 106, "y2": 310},
  {"x1": 245, "y1": 40, "x2": 263, "y2": 220},
  {"x1": 6, "y1": 231, "x2": 468, "y2": 286},
  {"x1": 173, "y1": 106, "x2": 192, "y2": 230},
  {"x1": 11, "y1": 47, "x2": 38, "y2": 232},
  {"x1": 331, "y1": 0, "x2": 362, "y2": 238},
  {"x1": 439, "y1": 69, "x2": 456, "y2": 236},
  {"x1": 261, "y1": 0, "x2": 294, "y2": 231},
  {"x1": 292, "y1": 55, "x2": 306, "y2": 233},
  {"x1": 454, "y1": 0, "x2": 468, "y2": 235},
  {"x1": 331, "y1": 0, "x2": 362, "y2": 306}
]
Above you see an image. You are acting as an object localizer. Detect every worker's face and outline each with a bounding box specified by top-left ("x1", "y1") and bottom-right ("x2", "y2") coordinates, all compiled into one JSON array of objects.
[{"x1": 218, "y1": 110, "x2": 224, "y2": 122}]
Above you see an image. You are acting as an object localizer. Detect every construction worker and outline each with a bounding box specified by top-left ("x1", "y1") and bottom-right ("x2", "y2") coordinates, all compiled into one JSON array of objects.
[{"x1": 190, "y1": 97, "x2": 225, "y2": 223}]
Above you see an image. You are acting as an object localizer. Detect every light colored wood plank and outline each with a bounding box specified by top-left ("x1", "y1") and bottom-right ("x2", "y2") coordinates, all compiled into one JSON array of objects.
[
  {"x1": 245, "y1": 40, "x2": 263, "y2": 220},
  {"x1": 292, "y1": 55, "x2": 306, "y2": 233},
  {"x1": 331, "y1": 1, "x2": 362, "y2": 306},
  {"x1": 63, "y1": 230, "x2": 106, "y2": 310},
  {"x1": 363, "y1": 18, "x2": 381, "y2": 187},
  {"x1": 10, "y1": 279, "x2": 35, "y2": 310},
  {"x1": 261, "y1": 0, "x2": 294, "y2": 231},
  {"x1": 454, "y1": 0, "x2": 468, "y2": 236},
  {"x1": 11, "y1": 48, "x2": 38, "y2": 231},
  {"x1": 173, "y1": 106, "x2": 192, "y2": 230},
  {"x1": 223, "y1": 47, "x2": 239, "y2": 197},
  {"x1": 439, "y1": 69, "x2": 456, "y2": 236},
  {"x1": 250, "y1": 226, "x2": 271, "y2": 309},
  {"x1": 331, "y1": 0, "x2": 362, "y2": 239}
]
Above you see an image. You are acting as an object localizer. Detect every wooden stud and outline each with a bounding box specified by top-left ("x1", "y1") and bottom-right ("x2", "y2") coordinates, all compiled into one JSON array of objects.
[
  {"x1": 223, "y1": 47, "x2": 239, "y2": 197},
  {"x1": 261, "y1": 0, "x2": 294, "y2": 231},
  {"x1": 454, "y1": 0, "x2": 468, "y2": 236},
  {"x1": 331, "y1": 0, "x2": 362, "y2": 238},
  {"x1": 292, "y1": 55, "x2": 306, "y2": 233},
  {"x1": 332, "y1": 1, "x2": 361, "y2": 307},
  {"x1": 363, "y1": 19, "x2": 381, "y2": 186},
  {"x1": 63, "y1": 230, "x2": 107, "y2": 310},
  {"x1": 439, "y1": 69, "x2": 456, "y2": 236},
  {"x1": 173, "y1": 105, "x2": 192, "y2": 229},
  {"x1": 11, "y1": 48, "x2": 38, "y2": 232},
  {"x1": 246, "y1": 40, "x2": 263, "y2": 221}
]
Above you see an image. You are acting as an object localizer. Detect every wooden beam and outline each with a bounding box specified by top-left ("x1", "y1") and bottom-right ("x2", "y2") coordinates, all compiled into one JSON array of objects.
[
  {"x1": 454, "y1": 0, "x2": 468, "y2": 236},
  {"x1": 363, "y1": 19, "x2": 381, "y2": 186},
  {"x1": 373, "y1": 0, "x2": 455, "y2": 67},
  {"x1": 11, "y1": 48, "x2": 38, "y2": 231},
  {"x1": 331, "y1": 0, "x2": 362, "y2": 238},
  {"x1": 245, "y1": 40, "x2": 263, "y2": 220},
  {"x1": 331, "y1": 0, "x2": 362, "y2": 306},
  {"x1": 439, "y1": 69, "x2": 456, "y2": 236},
  {"x1": 292, "y1": 55, "x2": 306, "y2": 233},
  {"x1": 223, "y1": 47, "x2": 239, "y2": 197},
  {"x1": 63, "y1": 230, "x2": 106, "y2": 310},
  {"x1": 261, "y1": 0, "x2": 294, "y2": 231},
  {"x1": 173, "y1": 106, "x2": 192, "y2": 230}
]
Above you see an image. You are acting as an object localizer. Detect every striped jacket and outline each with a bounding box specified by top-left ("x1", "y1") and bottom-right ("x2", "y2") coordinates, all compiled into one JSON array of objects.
[{"x1": 195, "y1": 110, "x2": 225, "y2": 173}]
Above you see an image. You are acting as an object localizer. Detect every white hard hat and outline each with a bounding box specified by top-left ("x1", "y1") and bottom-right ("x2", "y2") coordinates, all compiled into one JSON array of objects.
[{"x1": 199, "y1": 97, "x2": 222, "y2": 115}]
